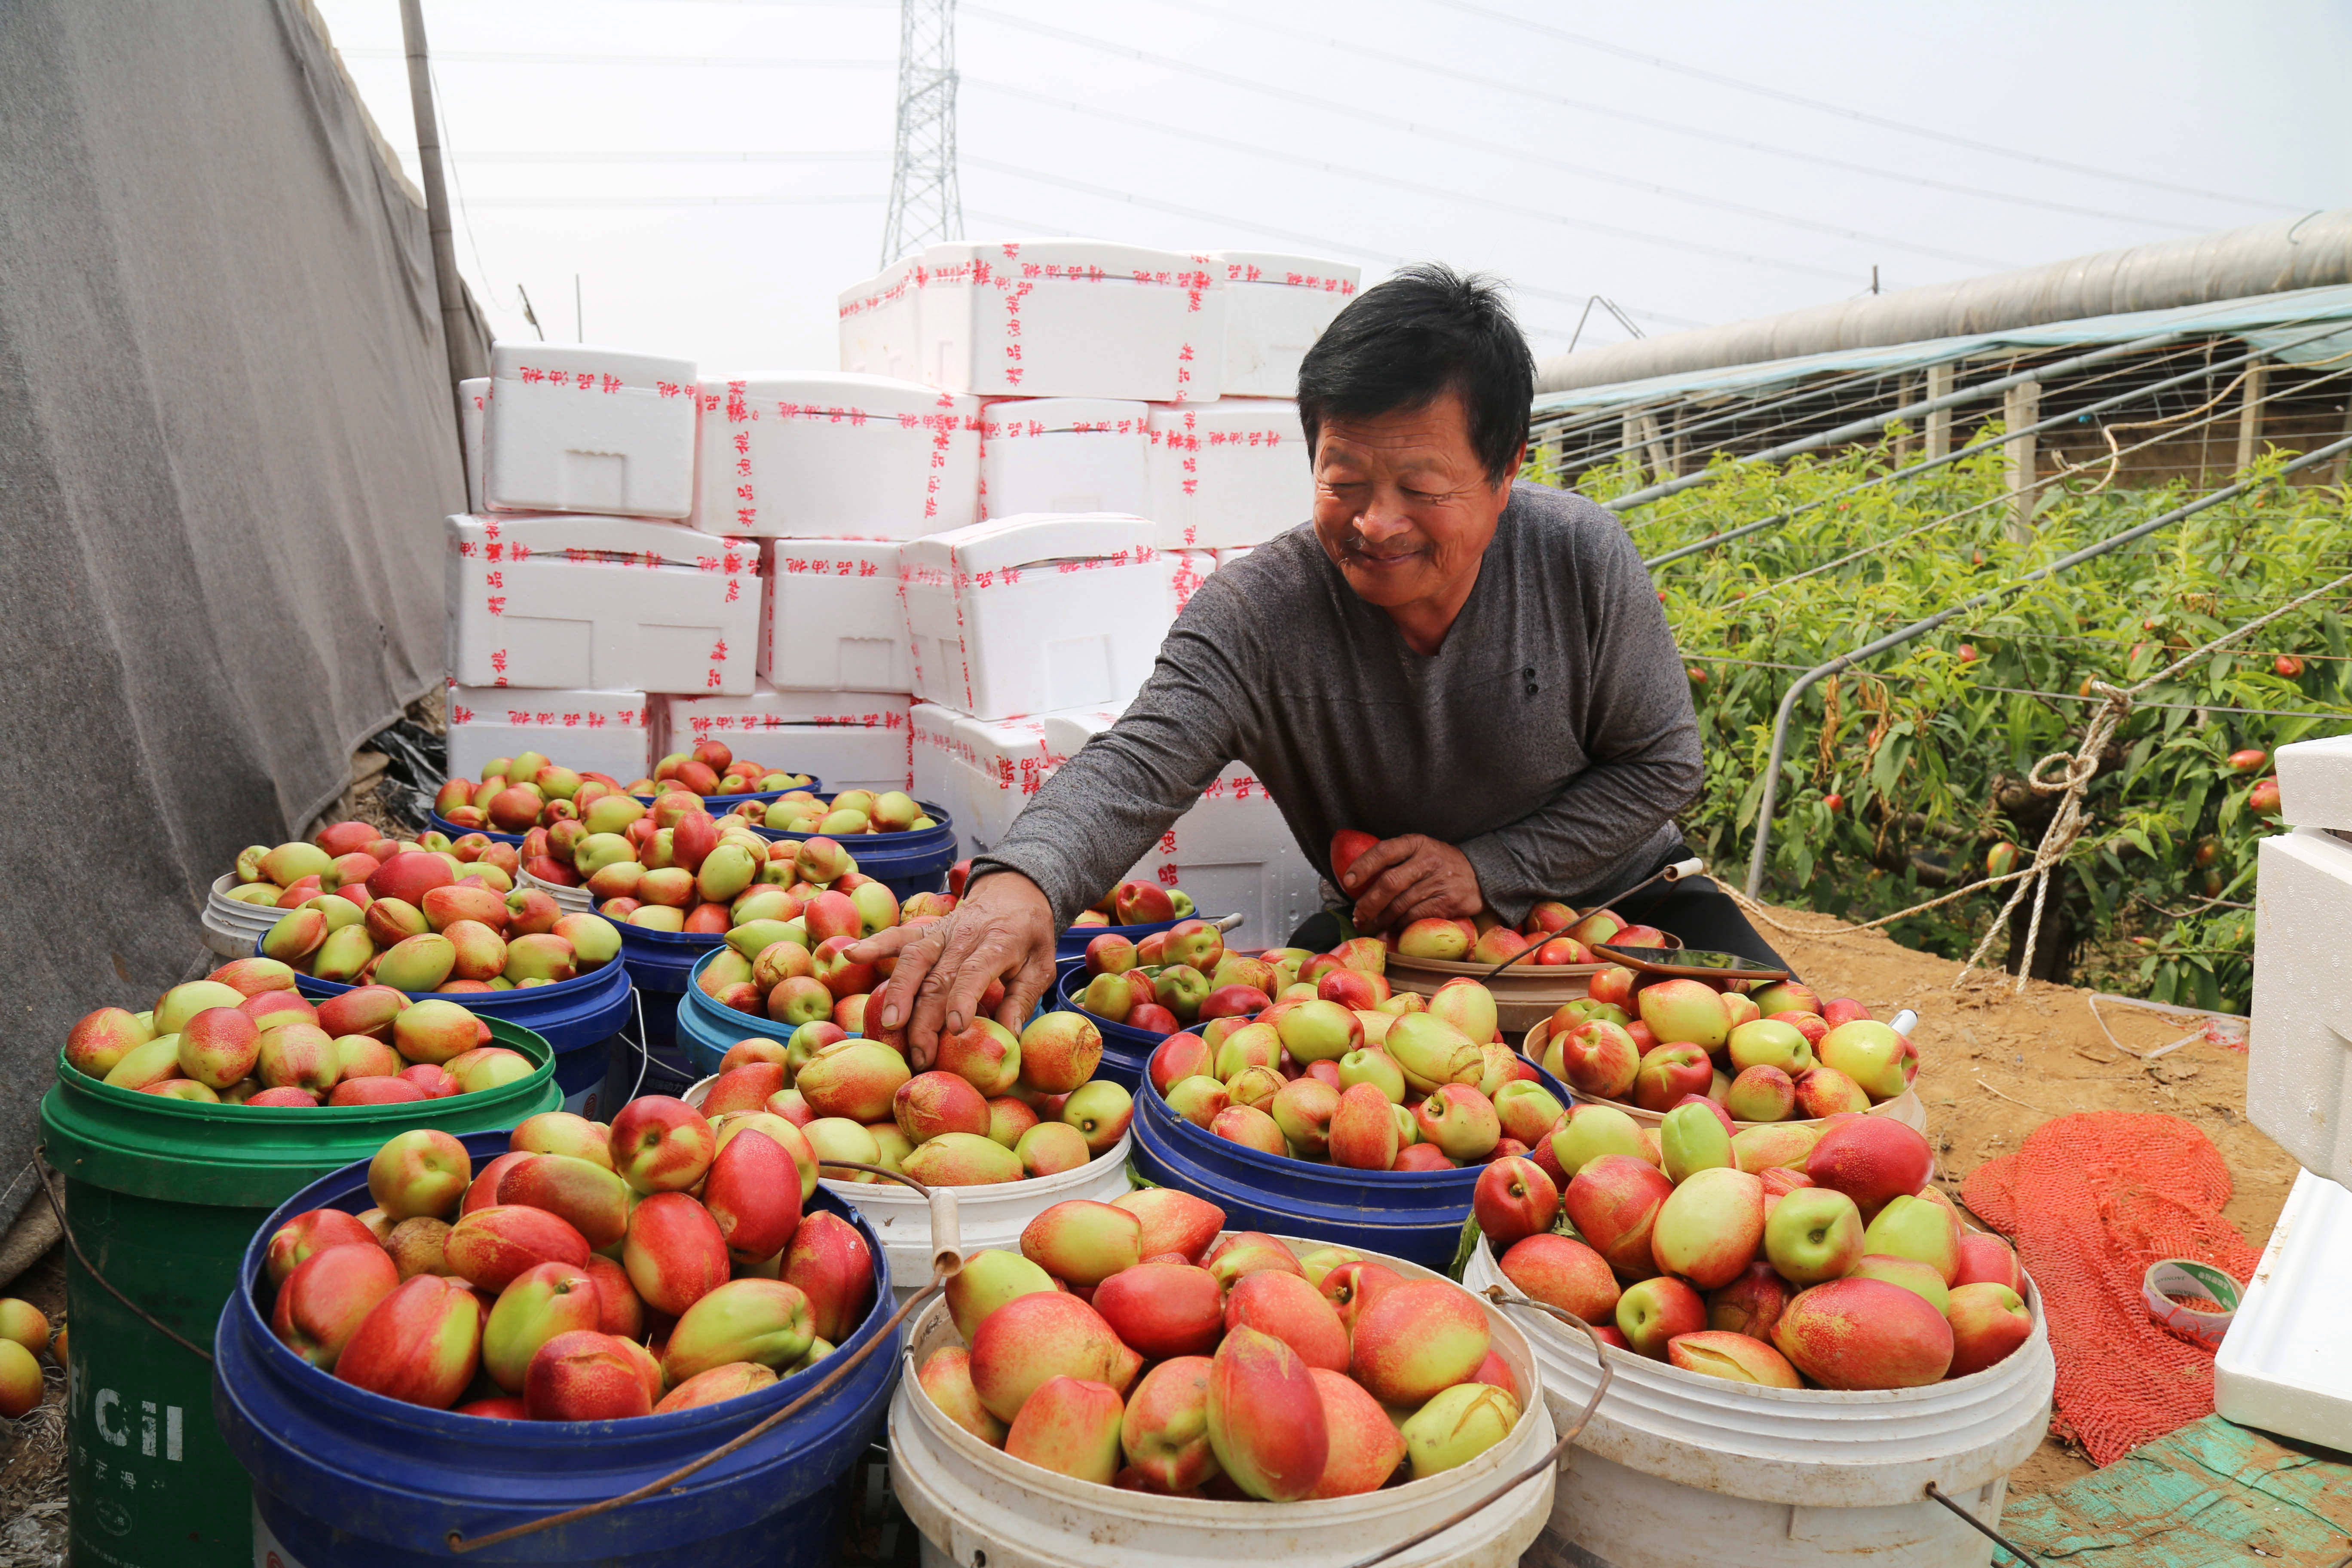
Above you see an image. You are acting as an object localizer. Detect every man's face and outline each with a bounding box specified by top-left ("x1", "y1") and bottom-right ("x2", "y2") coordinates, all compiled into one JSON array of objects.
[{"x1": 1311, "y1": 390, "x2": 1518, "y2": 616}]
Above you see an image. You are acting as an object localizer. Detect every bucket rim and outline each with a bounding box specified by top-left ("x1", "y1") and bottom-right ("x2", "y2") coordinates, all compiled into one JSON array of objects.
[
  {"x1": 270, "y1": 932, "x2": 633, "y2": 1008},
  {"x1": 749, "y1": 801, "x2": 955, "y2": 846}
]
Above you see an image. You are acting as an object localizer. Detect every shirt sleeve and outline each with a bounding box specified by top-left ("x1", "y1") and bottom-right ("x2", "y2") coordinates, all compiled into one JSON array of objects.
[
  {"x1": 967, "y1": 573, "x2": 1261, "y2": 927},
  {"x1": 1453, "y1": 511, "x2": 1702, "y2": 924}
]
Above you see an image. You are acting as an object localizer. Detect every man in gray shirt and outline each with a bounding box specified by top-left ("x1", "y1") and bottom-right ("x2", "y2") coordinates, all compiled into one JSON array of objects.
[{"x1": 855, "y1": 264, "x2": 1784, "y2": 1061}]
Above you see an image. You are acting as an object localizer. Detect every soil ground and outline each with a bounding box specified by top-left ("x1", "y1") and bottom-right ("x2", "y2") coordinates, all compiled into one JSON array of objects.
[{"x1": 1755, "y1": 900, "x2": 2299, "y2": 1496}]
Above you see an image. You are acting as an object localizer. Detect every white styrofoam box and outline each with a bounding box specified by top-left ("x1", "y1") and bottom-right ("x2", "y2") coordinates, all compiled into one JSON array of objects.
[
  {"x1": 2216, "y1": 1167, "x2": 2352, "y2": 1447},
  {"x1": 899, "y1": 513, "x2": 1171, "y2": 721},
  {"x1": 1144, "y1": 399, "x2": 1311, "y2": 549},
  {"x1": 483, "y1": 342, "x2": 698, "y2": 518},
  {"x1": 652, "y1": 681, "x2": 910, "y2": 764},
  {"x1": 444, "y1": 683, "x2": 652, "y2": 785},
  {"x1": 1032, "y1": 707, "x2": 1318, "y2": 949},
  {"x1": 2277, "y1": 732, "x2": 2352, "y2": 830},
  {"x1": 953, "y1": 713, "x2": 1057, "y2": 849},
  {"x1": 445, "y1": 514, "x2": 761, "y2": 696},
  {"x1": 837, "y1": 257, "x2": 923, "y2": 382},
  {"x1": 916, "y1": 239, "x2": 1225, "y2": 402},
  {"x1": 756, "y1": 538, "x2": 917, "y2": 693},
  {"x1": 977, "y1": 399, "x2": 1151, "y2": 521},
  {"x1": 1164, "y1": 548, "x2": 1217, "y2": 622},
  {"x1": 703, "y1": 722, "x2": 910, "y2": 797},
  {"x1": 460, "y1": 377, "x2": 490, "y2": 514},
  {"x1": 1207, "y1": 251, "x2": 1360, "y2": 397},
  {"x1": 911, "y1": 701, "x2": 981, "y2": 857},
  {"x1": 2248, "y1": 826, "x2": 2352, "y2": 1184},
  {"x1": 691, "y1": 374, "x2": 980, "y2": 539}
]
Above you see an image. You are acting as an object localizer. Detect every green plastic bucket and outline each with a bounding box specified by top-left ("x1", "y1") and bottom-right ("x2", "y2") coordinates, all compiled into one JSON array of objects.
[{"x1": 38, "y1": 1016, "x2": 561, "y2": 1568}]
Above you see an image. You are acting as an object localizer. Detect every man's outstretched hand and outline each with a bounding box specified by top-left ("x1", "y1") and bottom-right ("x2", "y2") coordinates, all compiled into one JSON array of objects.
[
  {"x1": 1341, "y1": 833, "x2": 1483, "y2": 934},
  {"x1": 845, "y1": 870, "x2": 1058, "y2": 1068}
]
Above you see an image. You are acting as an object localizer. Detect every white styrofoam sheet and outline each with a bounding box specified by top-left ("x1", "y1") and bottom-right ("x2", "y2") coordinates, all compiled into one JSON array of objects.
[
  {"x1": 757, "y1": 538, "x2": 917, "y2": 693},
  {"x1": 653, "y1": 682, "x2": 910, "y2": 763},
  {"x1": 692, "y1": 374, "x2": 979, "y2": 539},
  {"x1": 977, "y1": 398, "x2": 1150, "y2": 521},
  {"x1": 1144, "y1": 398, "x2": 1310, "y2": 550},
  {"x1": 2214, "y1": 1167, "x2": 2352, "y2": 1448},
  {"x1": 445, "y1": 684, "x2": 652, "y2": 785},
  {"x1": 915, "y1": 239, "x2": 1225, "y2": 401},
  {"x1": 2248, "y1": 828, "x2": 2352, "y2": 1184},
  {"x1": 2277, "y1": 733, "x2": 2352, "y2": 832},
  {"x1": 1207, "y1": 251, "x2": 1360, "y2": 398},
  {"x1": 444, "y1": 514, "x2": 761, "y2": 696},
  {"x1": 483, "y1": 342, "x2": 699, "y2": 519},
  {"x1": 899, "y1": 512, "x2": 1170, "y2": 721}
]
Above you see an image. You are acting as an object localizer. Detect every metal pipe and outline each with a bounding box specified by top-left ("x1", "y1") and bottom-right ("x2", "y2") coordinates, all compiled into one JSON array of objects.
[
  {"x1": 1645, "y1": 316, "x2": 2352, "y2": 568},
  {"x1": 400, "y1": 0, "x2": 486, "y2": 389},
  {"x1": 1607, "y1": 331, "x2": 2184, "y2": 512},
  {"x1": 1742, "y1": 432, "x2": 2352, "y2": 897}
]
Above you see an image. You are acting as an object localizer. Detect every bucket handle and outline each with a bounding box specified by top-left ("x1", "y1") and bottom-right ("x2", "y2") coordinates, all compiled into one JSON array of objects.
[
  {"x1": 447, "y1": 1159, "x2": 961, "y2": 1556},
  {"x1": 1336, "y1": 1286, "x2": 1614, "y2": 1568},
  {"x1": 1923, "y1": 1482, "x2": 2047, "y2": 1567},
  {"x1": 31, "y1": 1145, "x2": 215, "y2": 1364}
]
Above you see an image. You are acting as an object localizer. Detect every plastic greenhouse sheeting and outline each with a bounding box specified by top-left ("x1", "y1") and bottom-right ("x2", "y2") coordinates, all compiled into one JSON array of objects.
[{"x1": 0, "y1": 0, "x2": 487, "y2": 1229}]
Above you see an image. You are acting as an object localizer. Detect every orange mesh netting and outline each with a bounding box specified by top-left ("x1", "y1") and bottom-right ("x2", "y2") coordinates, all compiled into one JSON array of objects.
[{"x1": 1962, "y1": 1111, "x2": 2264, "y2": 1467}]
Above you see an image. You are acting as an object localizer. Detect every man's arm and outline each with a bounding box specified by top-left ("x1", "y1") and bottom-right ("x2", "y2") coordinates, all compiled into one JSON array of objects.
[{"x1": 1456, "y1": 519, "x2": 1701, "y2": 924}]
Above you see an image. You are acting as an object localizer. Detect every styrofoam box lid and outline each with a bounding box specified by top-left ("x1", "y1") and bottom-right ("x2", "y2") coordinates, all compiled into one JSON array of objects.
[
  {"x1": 924, "y1": 238, "x2": 1219, "y2": 287},
  {"x1": 766, "y1": 536, "x2": 903, "y2": 571},
  {"x1": 1038, "y1": 706, "x2": 1124, "y2": 760},
  {"x1": 838, "y1": 256, "x2": 916, "y2": 315},
  {"x1": 664, "y1": 683, "x2": 911, "y2": 729},
  {"x1": 1145, "y1": 399, "x2": 1304, "y2": 436},
  {"x1": 447, "y1": 684, "x2": 651, "y2": 729},
  {"x1": 1208, "y1": 251, "x2": 1363, "y2": 292},
  {"x1": 2276, "y1": 734, "x2": 2352, "y2": 830},
  {"x1": 445, "y1": 514, "x2": 750, "y2": 571},
  {"x1": 490, "y1": 340, "x2": 696, "y2": 389},
  {"x1": 698, "y1": 371, "x2": 975, "y2": 423},
  {"x1": 979, "y1": 398, "x2": 1151, "y2": 439},
  {"x1": 2215, "y1": 1167, "x2": 2352, "y2": 1447},
  {"x1": 902, "y1": 512, "x2": 1157, "y2": 576}
]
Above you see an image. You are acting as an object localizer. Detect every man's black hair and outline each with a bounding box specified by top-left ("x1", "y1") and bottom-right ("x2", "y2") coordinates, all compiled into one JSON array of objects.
[{"x1": 1295, "y1": 263, "x2": 1534, "y2": 486}]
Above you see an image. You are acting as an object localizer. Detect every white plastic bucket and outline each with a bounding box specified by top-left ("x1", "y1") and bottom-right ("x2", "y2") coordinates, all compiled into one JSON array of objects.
[
  {"x1": 520, "y1": 866, "x2": 597, "y2": 914},
  {"x1": 683, "y1": 1075, "x2": 1137, "y2": 1290},
  {"x1": 1463, "y1": 1238, "x2": 2052, "y2": 1568},
  {"x1": 892, "y1": 1234, "x2": 1560, "y2": 1568},
  {"x1": 204, "y1": 872, "x2": 285, "y2": 958}
]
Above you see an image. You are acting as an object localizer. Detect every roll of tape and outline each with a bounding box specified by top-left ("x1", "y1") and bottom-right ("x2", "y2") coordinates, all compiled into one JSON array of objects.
[{"x1": 2142, "y1": 1258, "x2": 2240, "y2": 1350}]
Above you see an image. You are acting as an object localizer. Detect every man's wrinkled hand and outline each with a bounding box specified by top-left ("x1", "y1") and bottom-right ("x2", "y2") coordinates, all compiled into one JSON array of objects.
[
  {"x1": 1339, "y1": 833, "x2": 1483, "y2": 934},
  {"x1": 845, "y1": 870, "x2": 1058, "y2": 1068}
]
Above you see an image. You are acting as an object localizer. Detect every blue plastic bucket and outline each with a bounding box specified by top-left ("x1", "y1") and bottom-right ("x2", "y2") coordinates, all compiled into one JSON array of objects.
[
  {"x1": 213, "y1": 1129, "x2": 899, "y2": 1567},
  {"x1": 677, "y1": 949, "x2": 797, "y2": 1081},
  {"x1": 599, "y1": 905, "x2": 728, "y2": 1095},
  {"x1": 1049, "y1": 966, "x2": 1175, "y2": 1090},
  {"x1": 1053, "y1": 915, "x2": 1182, "y2": 962},
  {"x1": 633, "y1": 776, "x2": 821, "y2": 810},
  {"x1": 1128, "y1": 1047, "x2": 1580, "y2": 1271},
  {"x1": 752, "y1": 803, "x2": 957, "y2": 901},
  {"x1": 429, "y1": 811, "x2": 526, "y2": 847},
  {"x1": 282, "y1": 941, "x2": 634, "y2": 1120}
]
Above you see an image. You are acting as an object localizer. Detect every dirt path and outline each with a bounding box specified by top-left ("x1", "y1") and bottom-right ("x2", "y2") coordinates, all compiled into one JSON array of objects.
[{"x1": 1758, "y1": 902, "x2": 2298, "y2": 1494}]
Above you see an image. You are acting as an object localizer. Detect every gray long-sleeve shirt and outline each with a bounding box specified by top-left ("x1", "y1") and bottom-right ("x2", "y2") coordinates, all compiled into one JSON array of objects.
[{"x1": 972, "y1": 479, "x2": 1704, "y2": 929}]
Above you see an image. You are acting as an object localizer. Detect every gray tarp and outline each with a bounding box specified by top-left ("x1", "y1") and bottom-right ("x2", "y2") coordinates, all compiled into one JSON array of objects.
[{"x1": 0, "y1": 0, "x2": 484, "y2": 1227}]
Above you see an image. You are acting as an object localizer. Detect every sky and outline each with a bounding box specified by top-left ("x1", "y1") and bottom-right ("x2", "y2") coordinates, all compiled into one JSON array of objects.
[{"x1": 314, "y1": 0, "x2": 2352, "y2": 375}]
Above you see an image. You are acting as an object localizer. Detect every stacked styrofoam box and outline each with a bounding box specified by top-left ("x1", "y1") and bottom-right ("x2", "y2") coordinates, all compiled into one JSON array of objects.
[
  {"x1": 1208, "y1": 252, "x2": 1361, "y2": 398},
  {"x1": 1144, "y1": 399, "x2": 1311, "y2": 550},
  {"x1": 1038, "y1": 709, "x2": 1319, "y2": 951},
  {"x1": 690, "y1": 374, "x2": 980, "y2": 539},
  {"x1": 445, "y1": 514, "x2": 761, "y2": 696},
  {"x1": 900, "y1": 513, "x2": 1171, "y2": 722},
  {"x1": 2249, "y1": 733, "x2": 2352, "y2": 1186},
  {"x1": 445, "y1": 683, "x2": 653, "y2": 785},
  {"x1": 482, "y1": 344, "x2": 699, "y2": 518},
  {"x1": 757, "y1": 538, "x2": 918, "y2": 693},
  {"x1": 652, "y1": 683, "x2": 912, "y2": 796},
  {"x1": 910, "y1": 701, "x2": 982, "y2": 858},
  {"x1": 954, "y1": 713, "x2": 1058, "y2": 851},
  {"x1": 1165, "y1": 549, "x2": 1217, "y2": 622},
  {"x1": 459, "y1": 377, "x2": 491, "y2": 514},
  {"x1": 977, "y1": 400, "x2": 1150, "y2": 521},
  {"x1": 837, "y1": 257, "x2": 923, "y2": 383}
]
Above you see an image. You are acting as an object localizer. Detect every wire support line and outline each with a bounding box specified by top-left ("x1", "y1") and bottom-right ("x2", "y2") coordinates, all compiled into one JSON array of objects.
[
  {"x1": 1742, "y1": 435, "x2": 2352, "y2": 899},
  {"x1": 449, "y1": 150, "x2": 891, "y2": 163},
  {"x1": 1420, "y1": 0, "x2": 2303, "y2": 215},
  {"x1": 1679, "y1": 655, "x2": 2352, "y2": 720},
  {"x1": 459, "y1": 193, "x2": 882, "y2": 207},
  {"x1": 337, "y1": 46, "x2": 891, "y2": 67},
  {"x1": 962, "y1": 75, "x2": 2012, "y2": 273},
  {"x1": 1060, "y1": 0, "x2": 2220, "y2": 235},
  {"x1": 956, "y1": 167, "x2": 1700, "y2": 324}
]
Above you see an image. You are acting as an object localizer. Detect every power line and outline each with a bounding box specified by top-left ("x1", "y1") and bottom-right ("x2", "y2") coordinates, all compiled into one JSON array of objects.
[
  {"x1": 1423, "y1": 0, "x2": 2306, "y2": 215},
  {"x1": 451, "y1": 150, "x2": 889, "y2": 163},
  {"x1": 964, "y1": 84, "x2": 1863, "y2": 285},
  {"x1": 460, "y1": 193, "x2": 882, "y2": 207},
  {"x1": 338, "y1": 46, "x2": 890, "y2": 67},
  {"x1": 965, "y1": 76, "x2": 2013, "y2": 273},
  {"x1": 975, "y1": 2, "x2": 2209, "y2": 236}
]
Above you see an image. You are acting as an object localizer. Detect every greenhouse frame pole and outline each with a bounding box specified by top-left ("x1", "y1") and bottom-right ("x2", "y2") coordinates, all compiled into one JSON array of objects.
[{"x1": 1743, "y1": 432, "x2": 2352, "y2": 899}]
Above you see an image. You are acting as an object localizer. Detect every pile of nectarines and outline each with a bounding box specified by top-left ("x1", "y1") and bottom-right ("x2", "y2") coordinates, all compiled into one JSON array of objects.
[
  {"x1": 1480, "y1": 1113, "x2": 2032, "y2": 1393},
  {"x1": 262, "y1": 1106, "x2": 866, "y2": 1420},
  {"x1": 917, "y1": 1199, "x2": 1525, "y2": 1498},
  {"x1": 433, "y1": 741, "x2": 813, "y2": 835}
]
